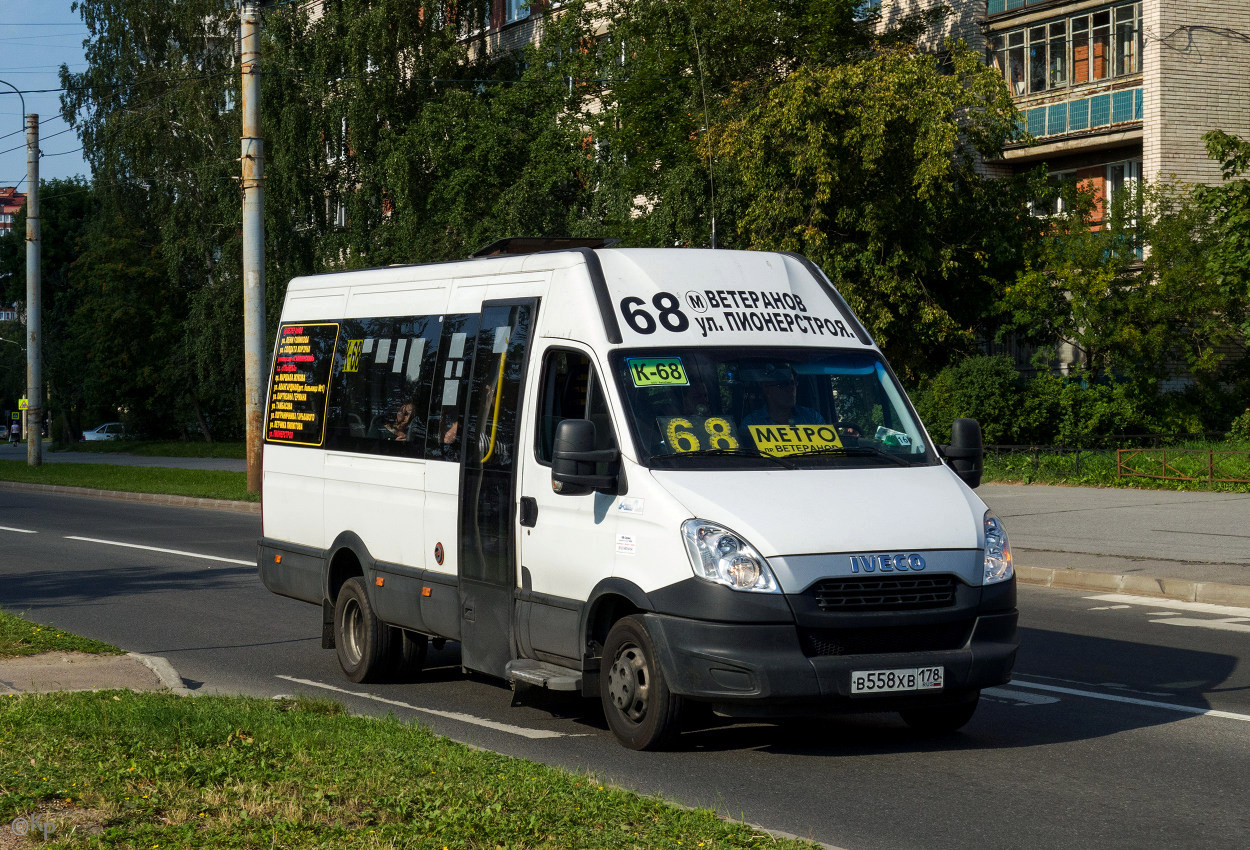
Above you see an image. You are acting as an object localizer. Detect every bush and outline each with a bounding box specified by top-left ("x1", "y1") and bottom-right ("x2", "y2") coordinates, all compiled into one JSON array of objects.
[
  {"x1": 915, "y1": 355, "x2": 1160, "y2": 446},
  {"x1": 1229, "y1": 409, "x2": 1250, "y2": 444},
  {"x1": 913, "y1": 355, "x2": 1022, "y2": 445}
]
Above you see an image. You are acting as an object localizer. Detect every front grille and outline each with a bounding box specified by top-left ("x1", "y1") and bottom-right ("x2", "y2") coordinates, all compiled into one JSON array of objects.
[
  {"x1": 798, "y1": 619, "x2": 974, "y2": 657},
  {"x1": 810, "y1": 574, "x2": 958, "y2": 612}
]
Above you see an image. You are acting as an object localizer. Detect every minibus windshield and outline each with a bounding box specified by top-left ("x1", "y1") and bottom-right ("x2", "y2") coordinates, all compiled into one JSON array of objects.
[{"x1": 609, "y1": 348, "x2": 936, "y2": 470}]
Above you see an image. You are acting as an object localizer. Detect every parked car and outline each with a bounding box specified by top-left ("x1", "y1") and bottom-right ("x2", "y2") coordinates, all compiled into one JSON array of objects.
[{"x1": 82, "y1": 422, "x2": 128, "y2": 441}]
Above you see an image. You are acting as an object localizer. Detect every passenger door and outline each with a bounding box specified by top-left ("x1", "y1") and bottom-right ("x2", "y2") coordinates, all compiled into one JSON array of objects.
[{"x1": 457, "y1": 300, "x2": 536, "y2": 677}]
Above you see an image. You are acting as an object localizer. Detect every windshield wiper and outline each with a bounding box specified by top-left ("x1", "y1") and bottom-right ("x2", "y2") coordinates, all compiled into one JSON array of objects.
[
  {"x1": 792, "y1": 445, "x2": 913, "y2": 467},
  {"x1": 649, "y1": 447, "x2": 796, "y2": 469}
]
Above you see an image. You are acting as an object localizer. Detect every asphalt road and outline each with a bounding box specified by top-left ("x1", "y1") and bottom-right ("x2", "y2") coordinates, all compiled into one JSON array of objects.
[{"x1": 2, "y1": 489, "x2": 1249, "y2": 848}]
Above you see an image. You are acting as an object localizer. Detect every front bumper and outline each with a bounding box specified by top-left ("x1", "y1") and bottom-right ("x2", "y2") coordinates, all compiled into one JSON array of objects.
[{"x1": 642, "y1": 609, "x2": 1017, "y2": 716}]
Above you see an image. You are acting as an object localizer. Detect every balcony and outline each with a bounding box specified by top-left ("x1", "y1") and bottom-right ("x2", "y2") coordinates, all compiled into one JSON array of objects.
[{"x1": 1019, "y1": 85, "x2": 1142, "y2": 139}]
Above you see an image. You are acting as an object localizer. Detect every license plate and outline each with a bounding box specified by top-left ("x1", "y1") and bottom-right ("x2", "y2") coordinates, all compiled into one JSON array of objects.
[{"x1": 851, "y1": 666, "x2": 944, "y2": 694}]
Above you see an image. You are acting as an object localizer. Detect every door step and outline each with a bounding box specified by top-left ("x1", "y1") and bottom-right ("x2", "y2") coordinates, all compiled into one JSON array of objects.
[{"x1": 505, "y1": 659, "x2": 582, "y2": 691}]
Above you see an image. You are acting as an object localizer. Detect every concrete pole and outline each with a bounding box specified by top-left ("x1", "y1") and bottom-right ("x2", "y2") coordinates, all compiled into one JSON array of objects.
[
  {"x1": 25, "y1": 114, "x2": 41, "y2": 466},
  {"x1": 241, "y1": 1, "x2": 265, "y2": 494}
]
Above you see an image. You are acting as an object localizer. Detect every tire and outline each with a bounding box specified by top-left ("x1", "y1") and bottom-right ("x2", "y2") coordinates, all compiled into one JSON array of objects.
[
  {"x1": 900, "y1": 690, "x2": 980, "y2": 734},
  {"x1": 334, "y1": 577, "x2": 394, "y2": 683},
  {"x1": 393, "y1": 628, "x2": 429, "y2": 680},
  {"x1": 600, "y1": 615, "x2": 683, "y2": 750}
]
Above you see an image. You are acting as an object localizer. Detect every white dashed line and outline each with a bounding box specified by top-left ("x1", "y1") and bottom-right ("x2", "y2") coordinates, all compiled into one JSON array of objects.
[
  {"x1": 63, "y1": 536, "x2": 252, "y2": 566},
  {"x1": 1009, "y1": 679, "x2": 1250, "y2": 723},
  {"x1": 0, "y1": 526, "x2": 37, "y2": 534}
]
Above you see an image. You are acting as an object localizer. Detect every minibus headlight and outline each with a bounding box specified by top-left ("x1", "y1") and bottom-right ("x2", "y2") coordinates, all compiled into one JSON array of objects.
[
  {"x1": 983, "y1": 510, "x2": 1013, "y2": 584},
  {"x1": 681, "y1": 520, "x2": 780, "y2": 593}
]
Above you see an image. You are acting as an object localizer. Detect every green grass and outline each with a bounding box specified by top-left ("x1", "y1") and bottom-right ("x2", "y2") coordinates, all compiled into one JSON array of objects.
[
  {"x1": 0, "y1": 610, "x2": 122, "y2": 659},
  {"x1": 0, "y1": 691, "x2": 815, "y2": 849},
  {"x1": 0, "y1": 460, "x2": 255, "y2": 502},
  {"x1": 984, "y1": 441, "x2": 1250, "y2": 492},
  {"x1": 50, "y1": 440, "x2": 246, "y2": 459}
]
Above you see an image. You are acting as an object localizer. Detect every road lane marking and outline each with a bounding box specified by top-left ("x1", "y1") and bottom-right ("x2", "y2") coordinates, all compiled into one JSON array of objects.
[
  {"x1": 63, "y1": 536, "x2": 252, "y2": 566},
  {"x1": 1084, "y1": 593, "x2": 1250, "y2": 618},
  {"x1": 983, "y1": 687, "x2": 1060, "y2": 706},
  {"x1": 0, "y1": 526, "x2": 37, "y2": 534},
  {"x1": 1010, "y1": 678, "x2": 1250, "y2": 723},
  {"x1": 1015, "y1": 672, "x2": 1173, "y2": 696},
  {"x1": 276, "y1": 675, "x2": 588, "y2": 739},
  {"x1": 1151, "y1": 616, "x2": 1250, "y2": 633}
]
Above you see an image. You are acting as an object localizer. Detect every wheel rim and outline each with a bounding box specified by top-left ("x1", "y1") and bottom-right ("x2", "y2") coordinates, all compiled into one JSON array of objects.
[
  {"x1": 341, "y1": 596, "x2": 365, "y2": 666},
  {"x1": 607, "y1": 642, "x2": 650, "y2": 724}
]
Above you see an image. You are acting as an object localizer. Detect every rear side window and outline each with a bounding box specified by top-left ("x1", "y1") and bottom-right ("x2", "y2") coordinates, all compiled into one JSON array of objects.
[{"x1": 322, "y1": 317, "x2": 442, "y2": 457}]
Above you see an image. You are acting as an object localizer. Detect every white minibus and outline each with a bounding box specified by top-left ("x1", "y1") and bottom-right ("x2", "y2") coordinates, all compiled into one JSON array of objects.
[{"x1": 258, "y1": 240, "x2": 1016, "y2": 750}]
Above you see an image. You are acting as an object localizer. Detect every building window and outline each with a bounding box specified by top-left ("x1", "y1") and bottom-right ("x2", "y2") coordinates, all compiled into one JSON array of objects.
[
  {"x1": 991, "y1": 4, "x2": 1140, "y2": 96},
  {"x1": 504, "y1": 0, "x2": 527, "y2": 24}
]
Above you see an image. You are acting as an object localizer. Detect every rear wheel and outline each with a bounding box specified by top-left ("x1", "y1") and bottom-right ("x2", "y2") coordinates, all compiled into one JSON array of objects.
[
  {"x1": 334, "y1": 577, "x2": 393, "y2": 683},
  {"x1": 899, "y1": 690, "x2": 980, "y2": 734},
  {"x1": 600, "y1": 615, "x2": 683, "y2": 750}
]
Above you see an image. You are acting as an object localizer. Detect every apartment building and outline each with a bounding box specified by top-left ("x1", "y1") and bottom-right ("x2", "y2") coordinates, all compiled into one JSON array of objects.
[
  {"x1": 885, "y1": 1, "x2": 1250, "y2": 197},
  {"x1": 0, "y1": 187, "x2": 25, "y2": 235}
]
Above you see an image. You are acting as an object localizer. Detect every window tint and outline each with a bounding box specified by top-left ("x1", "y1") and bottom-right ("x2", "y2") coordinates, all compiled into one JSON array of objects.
[
  {"x1": 426, "y1": 314, "x2": 480, "y2": 461},
  {"x1": 323, "y1": 316, "x2": 440, "y2": 457}
]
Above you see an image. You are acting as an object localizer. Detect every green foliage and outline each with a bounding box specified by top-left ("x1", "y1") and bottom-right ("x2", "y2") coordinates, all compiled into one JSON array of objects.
[
  {"x1": 708, "y1": 39, "x2": 1036, "y2": 382},
  {"x1": 1200, "y1": 129, "x2": 1250, "y2": 342},
  {"x1": 915, "y1": 356, "x2": 1162, "y2": 447},
  {"x1": 912, "y1": 355, "x2": 1022, "y2": 445},
  {"x1": 1228, "y1": 409, "x2": 1250, "y2": 444}
]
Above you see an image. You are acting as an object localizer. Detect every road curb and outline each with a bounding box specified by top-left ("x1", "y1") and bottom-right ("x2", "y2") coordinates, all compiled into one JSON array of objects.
[
  {"x1": 0, "y1": 480, "x2": 259, "y2": 514},
  {"x1": 1017, "y1": 564, "x2": 1250, "y2": 607},
  {"x1": 127, "y1": 652, "x2": 192, "y2": 696}
]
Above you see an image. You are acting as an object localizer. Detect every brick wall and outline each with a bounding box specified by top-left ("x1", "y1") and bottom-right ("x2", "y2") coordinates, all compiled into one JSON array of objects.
[
  {"x1": 1143, "y1": 0, "x2": 1250, "y2": 185},
  {"x1": 879, "y1": 0, "x2": 985, "y2": 53}
]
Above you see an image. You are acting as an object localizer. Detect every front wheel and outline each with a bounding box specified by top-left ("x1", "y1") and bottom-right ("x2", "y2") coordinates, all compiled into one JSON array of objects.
[
  {"x1": 600, "y1": 615, "x2": 683, "y2": 750},
  {"x1": 334, "y1": 577, "x2": 393, "y2": 683},
  {"x1": 899, "y1": 690, "x2": 980, "y2": 734}
]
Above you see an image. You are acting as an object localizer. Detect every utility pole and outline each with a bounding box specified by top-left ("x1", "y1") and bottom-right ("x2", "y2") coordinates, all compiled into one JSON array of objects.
[
  {"x1": 25, "y1": 114, "x2": 41, "y2": 467},
  {"x1": 241, "y1": 1, "x2": 265, "y2": 494}
]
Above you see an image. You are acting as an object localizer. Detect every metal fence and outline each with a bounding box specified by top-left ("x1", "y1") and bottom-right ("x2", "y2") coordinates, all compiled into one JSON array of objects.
[{"x1": 985, "y1": 433, "x2": 1247, "y2": 482}]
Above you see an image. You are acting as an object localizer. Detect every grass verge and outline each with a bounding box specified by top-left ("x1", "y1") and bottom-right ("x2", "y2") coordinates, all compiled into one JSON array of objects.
[
  {"x1": 0, "y1": 610, "x2": 121, "y2": 659},
  {"x1": 0, "y1": 691, "x2": 815, "y2": 849},
  {"x1": 49, "y1": 441, "x2": 246, "y2": 459},
  {"x1": 0, "y1": 460, "x2": 254, "y2": 503},
  {"x1": 984, "y1": 442, "x2": 1250, "y2": 492}
]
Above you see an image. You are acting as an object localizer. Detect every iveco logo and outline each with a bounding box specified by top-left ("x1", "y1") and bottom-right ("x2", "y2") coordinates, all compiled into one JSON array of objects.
[{"x1": 848, "y1": 553, "x2": 926, "y2": 573}]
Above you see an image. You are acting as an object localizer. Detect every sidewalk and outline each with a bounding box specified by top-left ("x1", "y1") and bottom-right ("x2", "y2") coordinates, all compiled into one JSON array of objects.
[
  {"x1": 979, "y1": 483, "x2": 1250, "y2": 607},
  {"x1": 2, "y1": 444, "x2": 246, "y2": 472},
  {"x1": 0, "y1": 652, "x2": 187, "y2": 696}
]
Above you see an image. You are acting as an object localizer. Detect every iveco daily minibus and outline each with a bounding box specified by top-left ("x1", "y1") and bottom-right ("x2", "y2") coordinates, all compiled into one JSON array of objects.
[{"x1": 258, "y1": 240, "x2": 1017, "y2": 750}]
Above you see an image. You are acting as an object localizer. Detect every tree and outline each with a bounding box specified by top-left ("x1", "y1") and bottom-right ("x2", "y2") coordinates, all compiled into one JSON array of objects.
[
  {"x1": 0, "y1": 178, "x2": 100, "y2": 441},
  {"x1": 62, "y1": 0, "x2": 245, "y2": 439},
  {"x1": 1200, "y1": 129, "x2": 1250, "y2": 343},
  {"x1": 715, "y1": 45, "x2": 1038, "y2": 381}
]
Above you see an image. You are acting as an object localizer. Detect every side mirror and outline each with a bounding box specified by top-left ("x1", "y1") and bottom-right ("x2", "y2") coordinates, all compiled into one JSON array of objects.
[
  {"x1": 942, "y1": 417, "x2": 983, "y2": 489},
  {"x1": 552, "y1": 418, "x2": 619, "y2": 496}
]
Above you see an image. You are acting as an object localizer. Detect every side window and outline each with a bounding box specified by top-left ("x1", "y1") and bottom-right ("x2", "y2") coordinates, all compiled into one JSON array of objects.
[
  {"x1": 426, "y1": 313, "x2": 480, "y2": 461},
  {"x1": 324, "y1": 316, "x2": 440, "y2": 457},
  {"x1": 535, "y1": 349, "x2": 617, "y2": 464},
  {"x1": 266, "y1": 322, "x2": 340, "y2": 447}
]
